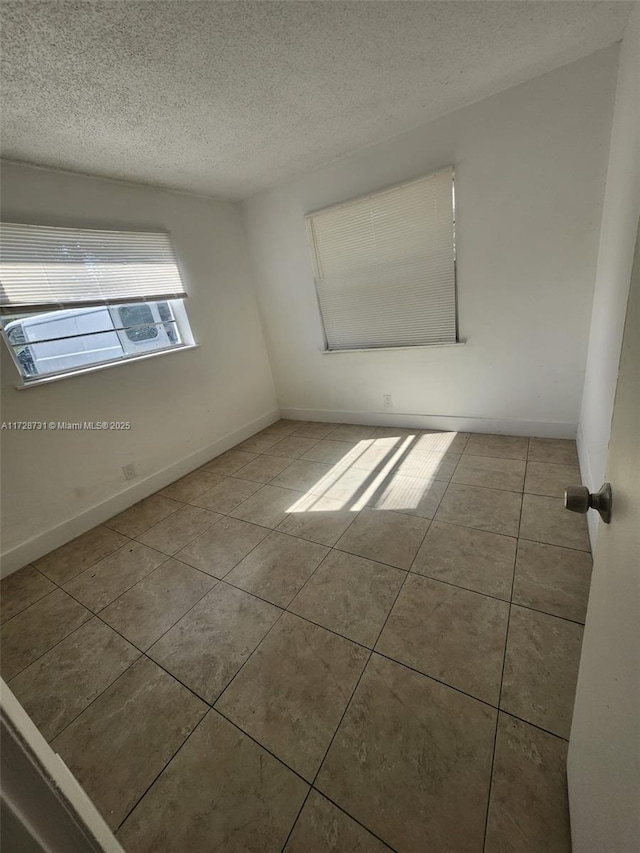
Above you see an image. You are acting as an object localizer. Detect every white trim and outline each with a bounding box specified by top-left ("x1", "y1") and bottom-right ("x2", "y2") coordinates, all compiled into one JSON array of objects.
[
  {"x1": 576, "y1": 420, "x2": 599, "y2": 549},
  {"x1": 1, "y1": 681, "x2": 125, "y2": 852},
  {"x1": 321, "y1": 341, "x2": 465, "y2": 354},
  {"x1": 278, "y1": 407, "x2": 578, "y2": 439},
  {"x1": 14, "y1": 343, "x2": 199, "y2": 389},
  {"x1": 0, "y1": 408, "x2": 280, "y2": 577}
]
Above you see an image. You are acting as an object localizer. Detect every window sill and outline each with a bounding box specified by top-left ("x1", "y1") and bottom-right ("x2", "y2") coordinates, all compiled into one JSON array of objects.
[
  {"x1": 321, "y1": 341, "x2": 466, "y2": 354},
  {"x1": 14, "y1": 343, "x2": 199, "y2": 389}
]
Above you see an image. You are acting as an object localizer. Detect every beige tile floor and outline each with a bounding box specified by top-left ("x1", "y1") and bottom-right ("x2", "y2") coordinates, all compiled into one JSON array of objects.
[{"x1": 0, "y1": 421, "x2": 592, "y2": 852}]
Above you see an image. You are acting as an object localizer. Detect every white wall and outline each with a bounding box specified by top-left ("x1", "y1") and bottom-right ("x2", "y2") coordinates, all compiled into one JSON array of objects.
[
  {"x1": 577, "y1": 6, "x2": 640, "y2": 545},
  {"x1": 0, "y1": 163, "x2": 278, "y2": 574},
  {"x1": 242, "y1": 48, "x2": 619, "y2": 438}
]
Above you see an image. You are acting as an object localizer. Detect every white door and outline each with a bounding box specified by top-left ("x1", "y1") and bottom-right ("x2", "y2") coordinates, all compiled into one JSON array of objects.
[{"x1": 567, "y1": 221, "x2": 640, "y2": 852}]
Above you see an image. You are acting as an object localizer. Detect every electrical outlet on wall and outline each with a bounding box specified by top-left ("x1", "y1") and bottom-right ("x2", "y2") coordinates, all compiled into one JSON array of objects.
[
  {"x1": 383, "y1": 394, "x2": 393, "y2": 411},
  {"x1": 122, "y1": 464, "x2": 137, "y2": 481}
]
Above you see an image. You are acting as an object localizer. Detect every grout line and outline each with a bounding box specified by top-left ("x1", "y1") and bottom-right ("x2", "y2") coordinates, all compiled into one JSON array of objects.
[
  {"x1": 61, "y1": 547, "x2": 175, "y2": 612},
  {"x1": 133, "y1": 521, "x2": 226, "y2": 562},
  {"x1": 6, "y1": 423, "x2": 581, "y2": 849},
  {"x1": 108, "y1": 567, "x2": 394, "y2": 837},
  {"x1": 113, "y1": 577, "x2": 225, "y2": 652},
  {"x1": 148, "y1": 442, "x2": 588, "y2": 553},
  {"x1": 482, "y1": 445, "x2": 527, "y2": 852},
  {"x1": 407, "y1": 568, "x2": 512, "y2": 604},
  {"x1": 304, "y1": 789, "x2": 398, "y2": 852},
  {"x1": 139, "y1": 653, "x2": 215, "y2": 705},
  {"x1": 28, "y1": 429, "x2": 574, "y2": 580},
  {"x1": 12, "y1": 536, "x2": 376, "y2": 690},
  {"x1": 2, "y1": 596, "x2": 96, "y2": 680},
  {"x1": 279, "y1": 788, "x2": 312, "y2": 852},
  {"x1": 122, "y1": 531, "x2": 218, "y2": 577},
  {"x1": 507, "y1": 600, "x2": 587, "y2": 627},
  {"x1": 9, "y1": 568, "x2": 217, "y2": 734},
  {"x1": 45, "y1": 533, "x2": 576, "y2": 753},
  {"x1": 0, "y1": 577, "x2": 55, "y2": 626},
  {"x1": 103, "y1": 496, "x2": 184, "y2": 539},
  {"x1": 300, "y1": 558, "x2": 427, "y2": 830},
  {"x1": 229, "y1": 459, "x2": 298, "y2": 486},
  {"x1": 433, "y1": 479, "x2": 512, "y2": 533},
  {"x1": 39, "y1": 585, "x2": 295, "y2": 833},
  {"x1": 371, "y1": 650, "x2": 501, "y2": 715},
  {"x1": 35, "y1": 529, "x2": 137, "y2": 586},
  {"x1": 296, "y1": 575, "x2": 380, "y2": 635},
  {"x1": 262, "y1": 442, "x2": 324, "y2": 460},
  {"x1": 7, "y1": 436, "x2": 588, "y2": 661},
  {"x1": 440, "y1": 478, "x2": 526, "y2": 500},
  {"x1": 273, "y1": 520, "x2": 360, "y2": 550},
  {"x1": 40, "y1": 587, "x2": 571, "y2": 816},
  {"x1": 462, "y1": 453, "x2": 528, "y2": 462},
  {"x1": 283, "y1": 554, "x2": 402, "y2": 648},
  {"x1": 47, "y1": 642, "x2": 144, "y2": 744},
  {"x1": 210, "y1": 706, "x2": 310, "y2": 787},
  {"x1": 230, "y1": 455, "x2": 578, "y2": 498},
  {"x1": 450, "y1": 479, "x2": 526, "y2": 495},
  {"x1": 8, "y1": 471, "x2": 586, "y2": 684},
  {"x1": 517, "y1": 533, "x2": 591, "y2": 555},
  {"x1": 210, "y1": 601, "x2": 290, "y2": 708},
  {"x1": 309, "y1": 516, "x2": 432, "y2": 790},
  {"x1": 4, "y1": 561, "x2": 164, "y2": 680},
  {"x1": 310, "y1": 652, "x2": 373, "y2": 787},
  {"x1": 489, "y1": 709, "x2": 569, "y2": 743},
  {"x1": 402, "y1": 541, "x2": 587, "y2": 622},
  {"x1": 113, "y1": 704, "x2": 213, "y2": 835},
  {"x1": 423, "y1": 517, "x2": 517, "y2": 540},
  {"x1": 497, "y1": 708, "x2": 571, "y2": 742},
  {"x1": 332, "y1": 534, "x2": 424, "y2": 569},
  {"x1": 187, "y1": 484, "x2": 306, "y2": 524},
  {"x1": 304, "y1": 570, "x2": 407, "y2": 793}
]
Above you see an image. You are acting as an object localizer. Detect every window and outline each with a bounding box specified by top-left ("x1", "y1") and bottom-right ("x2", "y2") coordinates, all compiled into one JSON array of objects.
[
  {"x1": 118, "y1": 304, "x2": 159, "y2": 342},
  {"x1": 0, "y1": 223, "x2": 194, "y2": 384},
  {"x1": 306, "y1": 166, "x2": 456, "y2": 351}
]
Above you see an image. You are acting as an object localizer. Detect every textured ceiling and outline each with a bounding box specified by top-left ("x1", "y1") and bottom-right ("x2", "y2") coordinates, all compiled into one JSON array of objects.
[{"x1": 0, "y1": 1, "x2": 632, "y2": 200}]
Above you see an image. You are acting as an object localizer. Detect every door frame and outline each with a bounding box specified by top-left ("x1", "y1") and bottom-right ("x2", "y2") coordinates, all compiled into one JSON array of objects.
[{"x1": 1, "y1": 680, "x2": 124, "y2": 853}]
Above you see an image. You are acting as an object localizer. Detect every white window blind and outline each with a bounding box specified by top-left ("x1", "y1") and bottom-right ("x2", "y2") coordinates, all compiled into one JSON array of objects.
[
  {"x1": 306, "y1": 166, "x2": 456, "y2": 350},
  {"x1": 0, "y1": 223, "x2": 188, "y2": 313}
]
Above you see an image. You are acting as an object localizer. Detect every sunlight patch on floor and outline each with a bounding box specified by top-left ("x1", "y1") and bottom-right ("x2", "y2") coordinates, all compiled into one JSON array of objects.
[
  {"x1": 286, "y1": 431, "x2": 460, "y2": 513},
  {"x1": 414, "y1": 431, "x2": 458, "y2": 453},
  {"x1": 366, "y1": 473, "x2": 442, "y2": 512}
]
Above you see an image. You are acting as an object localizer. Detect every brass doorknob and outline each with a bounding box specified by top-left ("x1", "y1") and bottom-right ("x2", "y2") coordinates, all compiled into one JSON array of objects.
[{"x1": 564, "y1": 483, "x2": 612, "y2": 524}]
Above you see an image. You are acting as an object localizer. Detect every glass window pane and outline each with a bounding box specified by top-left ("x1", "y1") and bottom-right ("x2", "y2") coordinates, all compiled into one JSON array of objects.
[
  {"x1": 1, "y1": 298, "x2": 190, "y2": 382},
  {"x1": 117, "y1": 304, "x2": 158, "y2": 342},
  {"x1": 15, "y1": 331, "x2": 123, "y2": 376}
]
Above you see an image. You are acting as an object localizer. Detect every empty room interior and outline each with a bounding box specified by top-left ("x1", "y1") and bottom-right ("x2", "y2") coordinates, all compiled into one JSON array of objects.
[{"x1": 1, "y1": 2, "x2": 639, "y2": 852}]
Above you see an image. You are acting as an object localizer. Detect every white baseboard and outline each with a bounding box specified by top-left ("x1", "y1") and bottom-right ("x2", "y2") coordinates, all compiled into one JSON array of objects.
[
  {"x1": 576, "y1": 421, "x2": 599, "y2": 549},
  {"x1": 279, "y1": 407, "x2": 578, "y2": 439},
  {"x1": 1, "y1": 406, "x2": 580, "y2": 577},
  {"x1": 0, "y1": 409, "x2": 280, "y2": 578}
]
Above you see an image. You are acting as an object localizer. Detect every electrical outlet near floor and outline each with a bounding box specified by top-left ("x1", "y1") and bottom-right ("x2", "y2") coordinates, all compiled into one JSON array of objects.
[
  {"x1": 383, "y1": 393, "x2": 393, "y2": 411},
  {"x1": 122, "y1": 463, "x2": 137, "y2": 481}
]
